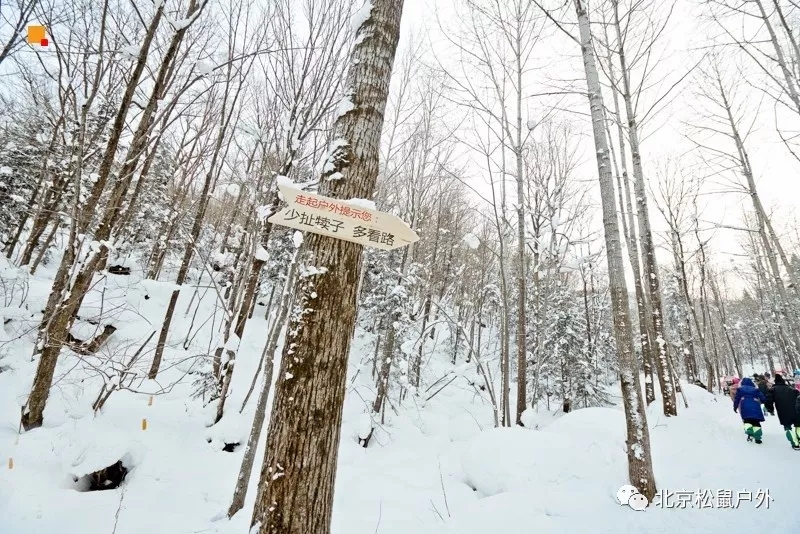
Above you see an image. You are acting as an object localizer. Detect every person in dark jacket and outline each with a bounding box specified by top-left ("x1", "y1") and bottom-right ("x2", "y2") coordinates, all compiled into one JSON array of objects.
[
  {"x1": 734, "y1": 377, "x2": 767, "y2": 443},
  {"x1": 796, "y1": 394, "x2": 800, "y2": 444},
  {"x1": 765, "y1": 374, "x2": 800, "y2": 450},
  {"x1": 755, "y1": 375, "x2": 770, "y2": 416}
]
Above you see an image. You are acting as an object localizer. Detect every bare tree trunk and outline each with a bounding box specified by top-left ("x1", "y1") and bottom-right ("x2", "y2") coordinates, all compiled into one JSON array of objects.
[
  {"x1": 612, "y1": 0, "x2": 676, "y2": 416},
  {"x1": 710, "y1": 64, "x2": 800, "y2": 361},
  {"x1": 16, "y1": 171, "x2": 65, "y2": 266},
  {"x1": 603, "y1": 29, "x2": 656, "y2": 405},
  {"x1": 513, "y1": 2, "x2": 528, "y2": 425},
  {"x1": 29, "y1": 219, "x2": 60, "y2": 275},
  {"x1": 709, "y1": 273, "x2": 742, "y2": 377},
  {"x1": 11, "y1": 111, "x2": 69, "y2": 262},
  {"x1": 692, "y1": 225, "x2": 716, "y2": 385},
  {"x1": 573, "y1": 0, "x2": 656, "y2": 500},
  {"x1": 250, "y1": 2, "x2": 405, "y2": 531},
  {"x1": 213, "y1": 245, "x2": 251, "y2": 424},
  {"x1": 23, "y1": 8, "x2": 155, "y2": 428},
  {"x1": 754, "y1": 0, "x2": 800, "y2": 115},
  {"x1": 149, "y1": 45, "x2": 249, "y2": 378},
  {"x1": 670, "y1": 233, "x2": 698, "y2": 383},
  {"x1": 227, "y1": 245, "x2": 300, "y2": 518},
  {"x1": 372, "y1": 312, "x2": 398, "y2": 419},
  {"x1": 372, "y1": 246, "x2": 413, "y2": 424},
  {"x1": 22, "y1": 1, "x2": 202, "y2": 430}
]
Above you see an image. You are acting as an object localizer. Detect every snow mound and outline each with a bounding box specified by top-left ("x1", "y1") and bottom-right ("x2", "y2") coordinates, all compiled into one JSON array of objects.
[
  {"x1": 546, "y1": 407, "x2": 626, "y2": 445},
  {"x1": 460, "y1": 427, "x2": 594, "y2": 497},
  {"x1": 206, "y1": 410, "x2": 249, "y2": 448},
  {"x1": 58, "y1": 417, "x2": 145, "y2": 479}
]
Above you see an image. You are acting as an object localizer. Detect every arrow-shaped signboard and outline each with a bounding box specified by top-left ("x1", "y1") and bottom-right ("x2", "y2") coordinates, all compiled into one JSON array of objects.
[{"x1": 267, "y1": 182, "x2": 419, "y2": 251}]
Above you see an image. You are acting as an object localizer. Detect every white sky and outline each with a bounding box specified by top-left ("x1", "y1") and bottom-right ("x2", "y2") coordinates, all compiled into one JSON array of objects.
[{"x1": 393, "y1": 0, "x2": 800, "y2": 294}]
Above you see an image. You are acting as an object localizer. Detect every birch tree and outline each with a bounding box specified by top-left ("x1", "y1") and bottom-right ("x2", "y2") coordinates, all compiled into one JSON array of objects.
[
  {"x1": 689, "y1": 57, "x2": 800, "y2": 366},
  {"x1": 652, "y1": 164, "x2": 709, "y2": 385},
  {"x1": 599, "y1": 0, "x2": 678, "y2": 415},
  {"x1": 535, "y1": 0, "x2": 657, "y2": 500},
  {"x1": 706, "y1": 0, "x2": 800, "y2": 161}
]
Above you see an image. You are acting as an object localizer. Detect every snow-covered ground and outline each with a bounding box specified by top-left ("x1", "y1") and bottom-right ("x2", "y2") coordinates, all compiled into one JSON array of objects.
[{"x1": 1, "y1": 252, "x2": 799, "y2": 534}]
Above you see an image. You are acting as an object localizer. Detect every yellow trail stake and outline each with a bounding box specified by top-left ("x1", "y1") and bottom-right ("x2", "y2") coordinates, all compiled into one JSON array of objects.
[
  {"x1": 141, "y1": 418, "x2": 147, "y2": 431},
  {"x1": 147, "y1": 395, "x2": 153, "y2": 406},
  {"x1": 8, "y1": 457, "x2": 13, "y2": 469}
]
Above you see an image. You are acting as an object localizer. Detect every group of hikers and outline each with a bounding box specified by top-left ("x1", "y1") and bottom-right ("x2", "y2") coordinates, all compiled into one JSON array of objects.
[{"x1": 730, "y1": 370, "x2": 800, "y2": 449}]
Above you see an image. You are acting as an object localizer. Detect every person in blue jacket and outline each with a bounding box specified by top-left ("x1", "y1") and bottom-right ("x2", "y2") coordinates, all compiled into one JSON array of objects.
[{"x1": 733, "y1": 377, "x2": 767, "y2": 444}]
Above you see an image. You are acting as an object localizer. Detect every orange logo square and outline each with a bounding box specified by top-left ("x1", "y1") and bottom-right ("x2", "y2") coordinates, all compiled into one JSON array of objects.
[{"x1": 27, "y1": 25, "x2": 48, "y2": 46}]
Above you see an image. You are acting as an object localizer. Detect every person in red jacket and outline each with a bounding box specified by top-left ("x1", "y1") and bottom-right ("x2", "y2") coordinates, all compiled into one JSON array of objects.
[{"x1": 728, "y1": 377, "x2": 740, "y2": 401}]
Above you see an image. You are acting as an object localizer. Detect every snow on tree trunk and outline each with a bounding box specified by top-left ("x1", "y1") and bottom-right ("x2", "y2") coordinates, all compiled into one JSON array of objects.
[
  {"x1": 753, "y1": 0, "x2": 800, "y2": 115},
  {"x1": 709, "y1": 274, "x2": 743, "y2": 378},
  {"x1": 21, "y1": 3, "x2": 184, "y2": 430},
  {"x1": 514, "y1": 83, "x2": 527, "y2": 427},
  {"x1": 607, "y1": 80, "x2": 656, "y2": 404},
  {"x1": 670, "y1": 232, "x2": 699, "y2": 384},
  {"x1": 611, "y1": 0, "x2": 676, "y2": 416},
  {"x1": 573, "y1": 0, "x2": 656, "y2": 500},
  {"x1": 149, "y1": 37, "x2": 251, "y2": 379},
  {"x1": 228, "y1": 246, "x2": 300, "y2": 518},
  {"x1": 249, "y1": 1, "x2": 405, "y2": 532}
]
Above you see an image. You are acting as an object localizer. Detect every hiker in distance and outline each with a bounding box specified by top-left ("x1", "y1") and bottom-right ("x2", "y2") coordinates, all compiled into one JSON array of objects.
[
  {"x1": 733, "y1": 377, "x2": 767, "y2": 444},
  {"x1": 765, "y1": 374, "x2": 800, "y2": 451},
  {"x1": 755, "y1": 374, "x2": 770, "y2": 416},
  {"x1": 727, "y1": 377, "x2": 741, "y2": 400}
]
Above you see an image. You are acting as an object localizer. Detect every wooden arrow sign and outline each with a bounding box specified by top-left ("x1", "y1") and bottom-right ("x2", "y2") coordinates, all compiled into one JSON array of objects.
[{"x1": 267, "y1": 182, "x2": 419, "y2": 251}]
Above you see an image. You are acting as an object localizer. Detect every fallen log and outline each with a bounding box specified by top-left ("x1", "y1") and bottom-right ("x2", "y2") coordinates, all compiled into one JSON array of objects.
[{"x1": 68, "y1": 324, "x2": 118, "y2": 355}]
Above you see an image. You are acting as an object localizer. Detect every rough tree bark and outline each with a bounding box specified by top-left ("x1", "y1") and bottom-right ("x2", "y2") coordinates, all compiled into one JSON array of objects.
[
  {"x1": 612, "y1": 0, "x2": 676, "y2": 416},
  {"x1": 573, "y1": 0, "x2": 656, "y2": 500},
  {"x1": 249, "y1": 1, "x2": 405, "y2": 532},
  {"x1": 605, "y1": 89, "x2": 656, "y2": 404}
]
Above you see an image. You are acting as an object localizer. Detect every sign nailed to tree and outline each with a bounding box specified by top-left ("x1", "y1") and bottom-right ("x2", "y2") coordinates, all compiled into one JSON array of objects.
[{"x1": 267, "y1": 182, "x2": 419, "y2": 251}]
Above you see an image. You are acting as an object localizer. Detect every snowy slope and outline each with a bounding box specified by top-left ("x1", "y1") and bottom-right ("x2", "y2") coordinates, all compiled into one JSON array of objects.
[{"x1": 1, "y1": 254, "x2": 799, "y2": 534}]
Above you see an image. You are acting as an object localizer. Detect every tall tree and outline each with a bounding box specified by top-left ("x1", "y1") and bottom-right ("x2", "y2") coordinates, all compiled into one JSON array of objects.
[
  {"x1": 690, "y1": 57, "x2": 800, "y2": 367},
  {"x1": 249, "y1": 0, "x2": 406, "y2": 532},
  {"x1": 21, "y1": 0, "x2": 205, "y2": 430},
  {"x1": 437, "y1": 0, "x2": 543, "y2": 425},
  {"x1": 533, "y1": 0, "x2": 657, "y2": 500},
  {"x1": 606, "y1": 0, "x2": 677, "y2": 416}
]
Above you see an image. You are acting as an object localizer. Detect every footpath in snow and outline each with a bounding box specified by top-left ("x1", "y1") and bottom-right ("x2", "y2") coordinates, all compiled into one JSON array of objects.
[{"x1": 1, "y1": 255, "x2": 799, "y2": 533}]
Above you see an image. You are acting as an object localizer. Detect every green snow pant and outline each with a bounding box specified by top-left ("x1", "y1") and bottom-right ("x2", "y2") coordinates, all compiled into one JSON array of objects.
[
  {"x1": 743, "y1": 420, "x2": 763, "y2": 440},
  {"x1": 782, "y1": 425, "x2": 800, "y2": 446}
]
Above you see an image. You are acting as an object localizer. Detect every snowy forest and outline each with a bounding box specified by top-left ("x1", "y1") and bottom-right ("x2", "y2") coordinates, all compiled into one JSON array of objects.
[{"x1": 1, "y1": 0, "x2": 800, "y2": 532}]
